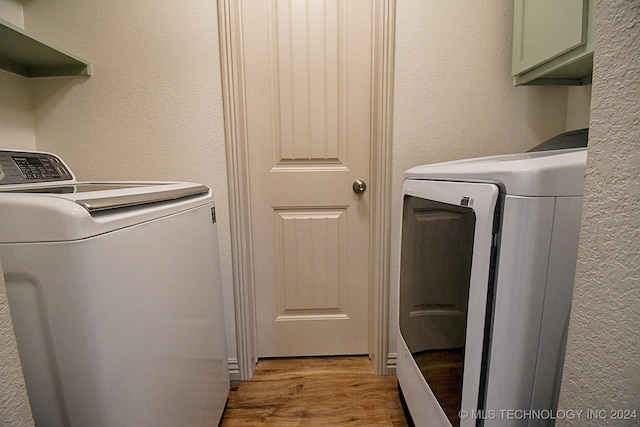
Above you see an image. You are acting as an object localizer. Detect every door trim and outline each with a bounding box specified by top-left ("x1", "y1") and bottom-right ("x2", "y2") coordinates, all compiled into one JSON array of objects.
[
  {"x1": 368, "y1": 0, "x2": 396, "y2": 375},
  {"x1": 217, "y1": 0, "x2": 396, "y2": 378},
  {"x1": 218, "y1": 0, "x2": 259, "y2": 380}
]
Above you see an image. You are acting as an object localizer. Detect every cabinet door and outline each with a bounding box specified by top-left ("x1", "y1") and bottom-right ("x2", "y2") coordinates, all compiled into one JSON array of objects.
[{"x1": 512, "y1": 0, "x2": 589, "y2": 75}]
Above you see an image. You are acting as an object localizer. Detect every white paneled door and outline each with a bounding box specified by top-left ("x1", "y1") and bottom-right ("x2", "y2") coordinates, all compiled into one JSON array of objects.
[{"x1": 236, "y1": 0, "x2": 374, "y2": 357}]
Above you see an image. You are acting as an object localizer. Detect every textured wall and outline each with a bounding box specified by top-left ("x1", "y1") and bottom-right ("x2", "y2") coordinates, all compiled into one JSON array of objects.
[
  {"x1": 19, "y1": 0, "x2": 237, "y2": 367},
  {"x1": 0, "y1": 261, "x2": 35, "y2": 427},
  {"x1": 558, "y1": 1, "x2": 640, "y2": 424},
  {"x1": 389, "y1": 0, "x2": 589, "y2": 366}
]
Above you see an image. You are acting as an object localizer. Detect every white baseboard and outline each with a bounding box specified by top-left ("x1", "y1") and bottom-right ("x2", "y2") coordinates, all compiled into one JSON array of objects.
[
  {"x1": 386, "y1": 352, "x2": 398, "y2": 376},
  {"x1": 228, "y1": 358, "x2": 241, "y2": 381}
]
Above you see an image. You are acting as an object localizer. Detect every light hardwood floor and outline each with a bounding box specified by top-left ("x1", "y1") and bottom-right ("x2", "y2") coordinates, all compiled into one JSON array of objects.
[{"x1": 220, "y1": 356, "x2": 409, "y2": 426}]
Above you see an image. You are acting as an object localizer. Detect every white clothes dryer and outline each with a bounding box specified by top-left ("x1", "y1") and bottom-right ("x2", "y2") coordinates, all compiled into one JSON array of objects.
[
  {"x1": 397, "y1": 146, "x2": 587, "y2": 427},
  {"x1": 0, "y1": 149, "x2": 229, "y2": 427}
]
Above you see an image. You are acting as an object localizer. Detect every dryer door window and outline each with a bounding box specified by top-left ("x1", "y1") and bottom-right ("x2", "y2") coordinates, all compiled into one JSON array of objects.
[{"x1": 399, "y1": 195, "x2": 475, "y2": 424}]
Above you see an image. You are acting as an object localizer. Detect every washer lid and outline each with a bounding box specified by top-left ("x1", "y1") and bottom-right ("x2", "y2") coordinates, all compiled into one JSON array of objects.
[
  {"x1": 404, "y1": 148, "x2": 587, "y2": 197},
  {"x1": 2, "y1": 183, "x2": 150, "y2": 193},
  {"x1": 0, "y1": 181, "x2": 213, "y2": 243}
]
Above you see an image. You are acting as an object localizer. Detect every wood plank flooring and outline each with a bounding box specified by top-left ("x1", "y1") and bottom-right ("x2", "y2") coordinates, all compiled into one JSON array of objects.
[{"x1": 220, "y1": 356, "x2": 409, "y2": 426}]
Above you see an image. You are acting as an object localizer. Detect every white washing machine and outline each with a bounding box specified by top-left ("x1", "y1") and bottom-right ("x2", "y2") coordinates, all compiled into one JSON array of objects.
[{"x1": 0, "y1": 150, "x2": 229, "y2": 426}]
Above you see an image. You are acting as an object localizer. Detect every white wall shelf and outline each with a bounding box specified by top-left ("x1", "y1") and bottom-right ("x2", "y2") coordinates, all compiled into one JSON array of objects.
[{"x1": 0, "y1": 18, "x2": 91, "y2": 78}]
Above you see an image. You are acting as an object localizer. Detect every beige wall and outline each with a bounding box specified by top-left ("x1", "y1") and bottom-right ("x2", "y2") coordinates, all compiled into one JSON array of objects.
[
  {"x1": 0, "y1": 71, "x2": 36, "y2": 151},
  {"x1": 566, "y1": 85, "x2": 592, "y2": 132},
  {"x1": 0, "y1": 1, "x2": 36, "y2": 151},
  {"x1": 558, "y1": 0, "x2": 640, "y2": 423},
  {"x1": 0, "y1": 0, "x2": 23, "y2": 26},
  {"x1": 389, "y1": 0, "x2": 590, "y2": 366},
  {"x1": 0, "y1": 0, "x2": 237, "y2": 370}
]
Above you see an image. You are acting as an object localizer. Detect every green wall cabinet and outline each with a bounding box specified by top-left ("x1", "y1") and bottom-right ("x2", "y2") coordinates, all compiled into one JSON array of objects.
[
  {"x1": 512, "y1": 0, "x2": 593, "y2": 85},
  {"x1": 0, "y1": 18, "x2": 91, "y2": 78}
]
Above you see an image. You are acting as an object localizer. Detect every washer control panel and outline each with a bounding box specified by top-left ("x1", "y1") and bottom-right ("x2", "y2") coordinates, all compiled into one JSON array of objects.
[{"x1": 0, "y1": 150, "x2": 73, "y2": 185}]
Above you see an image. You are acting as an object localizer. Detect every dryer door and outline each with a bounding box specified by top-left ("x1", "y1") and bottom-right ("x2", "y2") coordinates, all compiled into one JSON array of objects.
[{"x1": 398, "y1": 179, "x2": 499, "y2": 427}]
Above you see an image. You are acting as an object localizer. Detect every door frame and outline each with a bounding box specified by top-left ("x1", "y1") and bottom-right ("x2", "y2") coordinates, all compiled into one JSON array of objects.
[{"x1": 217, "y1": 0, "x2": 396, "y2": 379}]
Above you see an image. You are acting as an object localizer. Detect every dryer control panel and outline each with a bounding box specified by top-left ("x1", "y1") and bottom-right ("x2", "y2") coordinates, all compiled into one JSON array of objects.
[{"x1": 0, "y1": 150, "x2": 73, "y2": 185}]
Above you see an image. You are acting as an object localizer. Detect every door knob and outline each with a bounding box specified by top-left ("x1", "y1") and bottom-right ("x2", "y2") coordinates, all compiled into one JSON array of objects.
[{"x1": 352, "y1": 179, "x2": 367, "y2": 194}]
